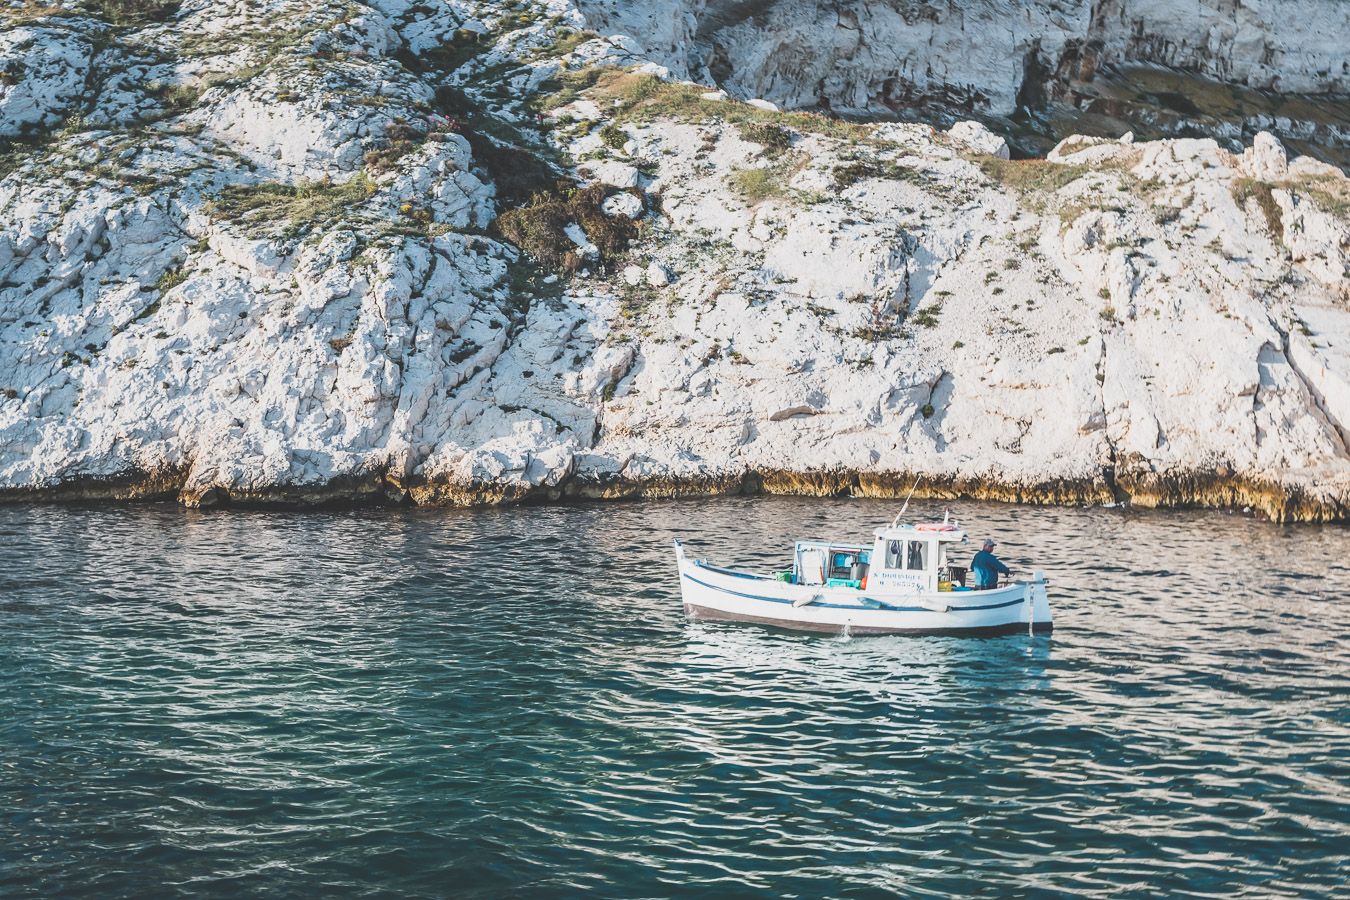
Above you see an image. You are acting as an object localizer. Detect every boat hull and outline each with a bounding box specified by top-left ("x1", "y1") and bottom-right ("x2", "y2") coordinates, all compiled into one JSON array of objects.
[{"x1": 676, "y1": 542, "x2": 1052, "y2": 637}]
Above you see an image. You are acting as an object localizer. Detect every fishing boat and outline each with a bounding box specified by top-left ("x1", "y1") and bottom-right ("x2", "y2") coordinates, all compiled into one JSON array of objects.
[{"x1": 674, "y1": 514, "x2": 1051, "y2": 636}]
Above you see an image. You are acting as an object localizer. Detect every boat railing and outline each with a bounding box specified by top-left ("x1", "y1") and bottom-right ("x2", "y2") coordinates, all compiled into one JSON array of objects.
[{"x1": 694, "y1": 560, "x2": 771, "y2": 581}]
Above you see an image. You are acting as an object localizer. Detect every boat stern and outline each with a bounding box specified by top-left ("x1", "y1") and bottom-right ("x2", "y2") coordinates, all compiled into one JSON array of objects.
[{"x1": 1024, "y1": 570, "x2": 1053, "y2": 633}]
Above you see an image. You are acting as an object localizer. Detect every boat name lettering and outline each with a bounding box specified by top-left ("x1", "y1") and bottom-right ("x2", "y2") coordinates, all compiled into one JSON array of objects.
[{"x1": 873, "y1": 571, "x2": 925, "y2": 590}]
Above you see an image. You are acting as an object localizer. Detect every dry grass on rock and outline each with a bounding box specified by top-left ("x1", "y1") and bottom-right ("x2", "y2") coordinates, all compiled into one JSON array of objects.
[
  {"x1": 587, "y1": 70, "x2": 872, "y2": 143},
  {"x1": 210, "y1": 173, "x2": 378, "y2": 237},
  {"x1": 729, "y1": 166, "x2": 784, "y2": 204},
  {"x1": 496, "y1": 184, "x2": 639, "y2": 272},
  {"x1": 84, "y1": 0, "x2": 180, "y2": 25},
  {"x1": 1232, "y1": 177, "x2": 1285, "y2": 238},
  {"x1": 977, "y1": 156, "x2": 1091, "y2": 196}
]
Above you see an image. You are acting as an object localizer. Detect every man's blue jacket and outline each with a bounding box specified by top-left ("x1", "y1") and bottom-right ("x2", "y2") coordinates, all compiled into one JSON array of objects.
[{"x1": 971, "y1": 549, "x2": 1010, "y2": 588}]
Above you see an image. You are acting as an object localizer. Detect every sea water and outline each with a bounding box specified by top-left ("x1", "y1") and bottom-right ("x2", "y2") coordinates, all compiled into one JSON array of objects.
[{"x1": 2, "y1": 498, "x2": 1347, "y2": 896}]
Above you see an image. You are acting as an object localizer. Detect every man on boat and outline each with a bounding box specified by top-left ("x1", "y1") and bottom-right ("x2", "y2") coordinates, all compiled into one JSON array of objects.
[{"x1": 971, "y1": 539, "x2": 1011, "y2": 589}]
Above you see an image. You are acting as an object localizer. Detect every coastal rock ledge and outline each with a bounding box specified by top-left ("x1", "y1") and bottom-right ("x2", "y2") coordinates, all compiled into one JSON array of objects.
[{"x1": 2, "y1": 1, "x2": 1350, "y2": 522}]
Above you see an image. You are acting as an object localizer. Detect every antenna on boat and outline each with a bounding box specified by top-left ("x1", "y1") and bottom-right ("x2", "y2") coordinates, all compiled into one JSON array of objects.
[{"x1": 892, "y1": 478, "x2": 920, "y2": 527}]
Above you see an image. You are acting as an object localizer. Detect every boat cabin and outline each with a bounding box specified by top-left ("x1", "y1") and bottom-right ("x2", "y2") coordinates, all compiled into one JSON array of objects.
[
  {"x1": 792, "y1": 522, "x2": 969, "y2": 594},
  {"x1": 793, "y1": 541, "x2": 870, "y2": 588}
]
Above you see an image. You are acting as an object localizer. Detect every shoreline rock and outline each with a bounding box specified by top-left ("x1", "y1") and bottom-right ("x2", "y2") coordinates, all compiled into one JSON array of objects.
[
  {"x1": 3, "y1": 464, "x2": 1345, "y2": 523},
  {"x1": 2, "y1": 3, "x2": 1349, "y2": 526}
]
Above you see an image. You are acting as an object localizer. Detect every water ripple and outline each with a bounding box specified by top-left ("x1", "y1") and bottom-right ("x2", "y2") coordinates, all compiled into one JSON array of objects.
[{"x1": 2, "y1": 498, "x2": 1348, "y2": 897}]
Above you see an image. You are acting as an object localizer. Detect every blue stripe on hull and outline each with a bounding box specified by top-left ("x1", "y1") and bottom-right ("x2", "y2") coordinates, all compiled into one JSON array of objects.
[
  {"x1": 685, "y1": 602, "x2": 1054, "y2": 637},
  {"x1": 681, "y1": 572, "x2": 1027, "y2": 613}
]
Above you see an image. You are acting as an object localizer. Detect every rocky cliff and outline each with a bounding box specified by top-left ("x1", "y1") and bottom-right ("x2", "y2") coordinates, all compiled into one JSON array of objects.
[
  {"x1": 2, "y1": 0, "x2": 1349, "y2": 519},
  {"x1": 579, "y1": 0, "x2": 1350, "y2": 160},
  {"x1": 579, "y1": 0, "x2": 1350, "y2": 110}
]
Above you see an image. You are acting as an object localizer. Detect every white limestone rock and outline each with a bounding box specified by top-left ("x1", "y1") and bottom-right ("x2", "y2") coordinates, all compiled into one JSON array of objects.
[
  {"x1": 873, "y1": 123, "x2": 936, "y2": 147},
  {"x1": 1290, "y1": 156, "x2": 1345, "y2": 179},
  {"x1": 645, "y1": 261, "x2": 671, "y2": 287},
  {"x1": 0, "y1": 24, "x2": 93, "y2": 139},
  {"x1": 1276, "y1": 189, "x2": 1350, "y2": 293},
  {"x1": 946, "y1": 121, "x2": 1010, "y2": 159},
  {"x1": 580, "y1": 160, "x2": 641, "y2": 189},
  {"x1": 1243, "y1": 132, "x2": 1289, "y2": 181},
  {"x1": 2, "y1": 0, "x2": 1350, "y2": 521},
  {"x1": 577, "y1": 0, "x2": 1350, "y2": 117},
  {"x1": 601, "y1": 191, "x2": 644, "y2": 219},
  {"x1": 565, "y1": 223, "x2": 599, "y2": 260},
  {"x1": 1049, "y1": 134, "x2": 1131, "y2": 165}
]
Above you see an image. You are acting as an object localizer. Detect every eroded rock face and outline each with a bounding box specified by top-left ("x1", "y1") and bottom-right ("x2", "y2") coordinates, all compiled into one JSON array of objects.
[
  {"x1": 575, "y1": 0, "x2": 1350, "y2": 115},
  {"x1": 1090, "y1": 0, "x2": 1350, "y2": 94},
  {"x1": 1, "y1": 1, "x2": 1349, "y2": 520},
  {"x1": 568, "y1": 114, "x2": 1350, "y2": 520}
]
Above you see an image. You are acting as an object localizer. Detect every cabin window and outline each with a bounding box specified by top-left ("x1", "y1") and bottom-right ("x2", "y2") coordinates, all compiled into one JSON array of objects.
[
  {"x1": 885, "y1": 540, "x2": 903, "y2": 569},
  {"x1": 906, "y1": 541, "x2": 928, "y2": 571}
]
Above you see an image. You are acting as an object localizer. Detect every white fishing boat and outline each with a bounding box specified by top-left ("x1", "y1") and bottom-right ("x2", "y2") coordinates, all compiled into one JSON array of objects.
[{"x1": 674, "y1": 515, "x2": 1051, "y2": 637}]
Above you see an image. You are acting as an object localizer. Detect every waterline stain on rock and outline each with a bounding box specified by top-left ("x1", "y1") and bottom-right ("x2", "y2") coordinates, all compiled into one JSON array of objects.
[{"x1": 5, "y1": 465, "x2": 1344, "y2": 523}]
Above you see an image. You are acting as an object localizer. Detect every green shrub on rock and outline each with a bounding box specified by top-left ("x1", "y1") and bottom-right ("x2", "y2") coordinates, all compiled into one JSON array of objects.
[
  {"x1": 598, "y1": 123, "x2": 628, "y2": 151},
  {"x1": 729, "y1": 167, "x2": 783, "y2": 204},
  {"x1": 738, "y1": 122, "x2": 792, "y2": 157},
  {"x1": 498, "y1": 196, "x2": 574, "y2": 269},
  {"x1": 363, "y1": 121, "x2": 425, "y2": 175},
  {"x1": 496, "y1": 185, "x2": 638, "y2": 273}
]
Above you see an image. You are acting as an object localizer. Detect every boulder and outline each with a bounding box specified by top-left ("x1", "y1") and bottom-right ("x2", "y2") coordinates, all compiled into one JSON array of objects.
[
  {"x1": 602, "y1": 191, "x2": 644, "y2": 219},
  {"x1": 645, "y1": 261, "x2": 672, "y2": 287},
  {"x1": 1048, "y1": 134, "x2": 1132, "y2": 165},
  {"x1": 1243, "y1": 131, "x2": 1289, "y2": 181},
  {"x1": 946, "y1": 121, "x2": 1009, "y2": 159},
  {"x1": 1289, "y1": 156, "x2": 1343, "y2": 179},
  {"x1": 582, "y1": 160, "x2": 641, "y2": 189}
]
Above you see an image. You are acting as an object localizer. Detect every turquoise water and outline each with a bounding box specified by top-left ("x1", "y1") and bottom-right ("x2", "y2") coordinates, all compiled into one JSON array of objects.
[{"x1": 2, "y1": 498, "x2": 1348, "y2": 897}]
